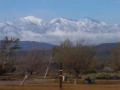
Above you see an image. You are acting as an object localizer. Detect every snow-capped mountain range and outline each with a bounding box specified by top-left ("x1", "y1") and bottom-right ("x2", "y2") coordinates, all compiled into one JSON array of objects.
[{"x1": 0, "y1": 16, "x2": 120, "y2": 44}]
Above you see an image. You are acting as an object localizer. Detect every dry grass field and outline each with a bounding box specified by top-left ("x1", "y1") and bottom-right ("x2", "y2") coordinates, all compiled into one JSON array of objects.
[
  {"x1": 0, "y1": 80, "x2": 120, "y2": 90},
  {"x1": 0, "y1": 84, "x2": 120, "y2": 90}
]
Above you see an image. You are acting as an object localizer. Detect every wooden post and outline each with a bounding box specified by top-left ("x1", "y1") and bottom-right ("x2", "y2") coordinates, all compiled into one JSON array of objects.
[{"x1": 60, "y1": 63, "x2": 62, "y2": 89}]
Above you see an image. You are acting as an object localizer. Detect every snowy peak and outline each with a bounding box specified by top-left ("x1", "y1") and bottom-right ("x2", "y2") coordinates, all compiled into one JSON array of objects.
[
  {"x1": 50, "y1": 17, "x2": 76, "y2": 24},
  {"x1": 49, "y1": 17, "x2": 107, "y2": 29},
  {"x1": 0, "y1": 16, "x2": 120, "y2": 33},
  {"x1": 50, "y1": 18, "x2": 66, "y2": 24},
  {"x1": 80, "y1": 17, "x2": 100, "y2": 23},
  {"x1": 14, "y1": 16, "x2": 43, "y2": 25},
  {"x1": 21, "y1": 16, "x2": 43, "y2": 23},
  {"x1": 78, "y1": 18, "x2": 103, "y2": 26},
  {"x1": 0, "y1": 16, "x2": 45, "y2": 33}
]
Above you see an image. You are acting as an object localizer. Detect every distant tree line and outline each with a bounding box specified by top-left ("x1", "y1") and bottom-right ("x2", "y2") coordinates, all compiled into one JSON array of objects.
[{"x1": 0, "y1": 36, "x2": 120, "y2": 85}]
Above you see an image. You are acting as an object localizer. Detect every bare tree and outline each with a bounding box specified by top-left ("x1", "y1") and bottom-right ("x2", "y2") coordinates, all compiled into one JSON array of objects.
[
  {"x1": 110, "y1": 42, "x2": 120, "y2": 71},
  {"x1": 17, "y1": 49, "x2": 46, "y2": 85},
  {"x1": 44, "y1": 46, "x2": 59, "y2": 79},
  {"x1": 53, "y1": 39, "x2": 95, "y2": 84},
  {"x1": 0, "y1": 36, "x2": 20, "y2": 76}
]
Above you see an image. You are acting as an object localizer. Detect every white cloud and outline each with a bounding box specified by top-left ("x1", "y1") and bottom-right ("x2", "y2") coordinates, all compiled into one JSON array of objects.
[
  {"x1": 5, "y1": 30, "x2": 118, "y2": 45},
  {"x1": 0, "y1": 28, "x2": 119, "y2": 45}
]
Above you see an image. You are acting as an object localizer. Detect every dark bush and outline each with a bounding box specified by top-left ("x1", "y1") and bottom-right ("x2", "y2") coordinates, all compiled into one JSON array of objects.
[
  {"x1": 0, "y1": 65, "x2": 6, "y2": 75},
  {"x1": 81, "y1": 69, "x2": 96, "y2": 74},
  {"x1": 95, "y1": 73, "x2": 120, "y2": 80},
  {"x1": 84, "y1": 77, "x2": 95, "y2": 84}
]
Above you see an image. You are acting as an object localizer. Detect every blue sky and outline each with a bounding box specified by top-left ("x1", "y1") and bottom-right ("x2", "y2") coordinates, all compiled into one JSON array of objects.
[{"x1": 0, "y1": 0, "x2": 120, "y2": 24}]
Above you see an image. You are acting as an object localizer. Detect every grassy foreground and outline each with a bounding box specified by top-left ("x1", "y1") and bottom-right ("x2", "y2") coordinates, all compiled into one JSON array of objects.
[
  {"x1": 1, "y1": 79, "x2": 120, "y2": 90},
  {"x1": 0, "y1": 84, "x2": 120, "y2": 90}
]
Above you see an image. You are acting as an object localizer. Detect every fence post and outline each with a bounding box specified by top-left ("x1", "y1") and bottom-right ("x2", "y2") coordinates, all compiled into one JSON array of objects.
[{"x1": 60, "y1": 63, "x2": 62, "y2": 89}]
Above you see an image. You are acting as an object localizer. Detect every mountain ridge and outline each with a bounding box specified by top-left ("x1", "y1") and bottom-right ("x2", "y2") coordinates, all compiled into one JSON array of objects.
[
  {"x1": 18, "y1": 41, "x2": 54, "y2": 50},
  {"x1": 0, "y1": 16, "x2": 120, "y2": 44},
  {"x1": 17, "y1": 41, "x2": 117, "y2": 61}
]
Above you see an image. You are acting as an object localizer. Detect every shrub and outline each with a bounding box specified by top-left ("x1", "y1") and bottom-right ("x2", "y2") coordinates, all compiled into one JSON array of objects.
[
  {"x1": 101, "y1": 67, "x2": 114, "y2": 73},
  {"x1": 81, "y1": 69, "x2": 96, "y2": 74},
  {"x1": 95, "y1": 72, "x2": 120, "y2": 79}
]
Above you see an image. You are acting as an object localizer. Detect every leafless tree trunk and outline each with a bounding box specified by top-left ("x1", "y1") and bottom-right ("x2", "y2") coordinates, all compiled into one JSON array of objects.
[
  {"x1": 74, "y1": 78, "x2": 77, "y2": 84},
  {"x1": 44, "y1": 56, "x2": 52, "y2": 79},
  {"x1": 20, "y1": 72, "x2": 31, "y2": 86}
]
